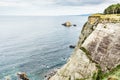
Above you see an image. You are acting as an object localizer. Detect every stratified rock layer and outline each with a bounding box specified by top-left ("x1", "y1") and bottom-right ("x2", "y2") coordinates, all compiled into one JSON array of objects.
[
  {"x1": 49, "y1": 14, "x2": 120, "y2": 80},
  {"x1": 82, "y1": 23, "x2": 120, "y2": 72}
]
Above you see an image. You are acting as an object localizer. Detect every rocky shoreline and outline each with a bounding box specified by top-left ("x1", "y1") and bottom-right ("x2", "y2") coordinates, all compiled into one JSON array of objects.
[{"x1": 45, "y1": 68, "x2": 59, "y2": 80}]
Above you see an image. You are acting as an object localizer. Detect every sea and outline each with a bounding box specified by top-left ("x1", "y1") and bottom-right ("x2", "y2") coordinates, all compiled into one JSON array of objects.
[{"x1": 0, "y1": 15, "x2": 88, "y2": 80}]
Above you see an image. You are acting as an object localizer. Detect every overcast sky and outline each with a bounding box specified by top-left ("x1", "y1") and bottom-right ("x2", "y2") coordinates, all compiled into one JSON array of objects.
[{"x1": 0, "y1": 0, "x2": 119, "y2": 16}]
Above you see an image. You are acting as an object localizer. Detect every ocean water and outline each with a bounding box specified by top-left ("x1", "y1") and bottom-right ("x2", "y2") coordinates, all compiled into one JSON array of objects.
[{"x1": 0, "y1": 15, "x2": 88, "y2": 80}]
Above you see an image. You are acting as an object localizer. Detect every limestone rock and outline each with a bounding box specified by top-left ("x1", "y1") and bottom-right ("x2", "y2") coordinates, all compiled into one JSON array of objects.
[
  {"x1": 82, "y1": 23, "x2": 120, "y2": 72},
  {"x1": 50, "y1": 49, "x2": 98, "y2": 80}
]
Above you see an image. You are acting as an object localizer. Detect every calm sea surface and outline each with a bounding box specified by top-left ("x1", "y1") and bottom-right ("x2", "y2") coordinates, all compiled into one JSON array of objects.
[{"x1": 0, "y1": 16, "x2": 88, "y2": 80}]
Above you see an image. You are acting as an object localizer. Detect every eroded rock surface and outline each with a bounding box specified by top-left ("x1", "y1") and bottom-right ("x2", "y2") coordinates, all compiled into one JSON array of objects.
[
  {"x1": 82, "y1": 23, "x2": 120, "y2": 72},
  {"x1": 50, "y1": 49, "x2": 98, "y2": 80}
]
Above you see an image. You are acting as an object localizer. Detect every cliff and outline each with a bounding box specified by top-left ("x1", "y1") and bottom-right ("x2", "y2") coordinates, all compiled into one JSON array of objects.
[{"x1": 49, "y1": 14, "x2": 120, "y2": 80}]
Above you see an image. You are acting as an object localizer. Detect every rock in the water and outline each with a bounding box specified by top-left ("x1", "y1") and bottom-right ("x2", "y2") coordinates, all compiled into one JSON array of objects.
[
  {"x1": 62, "y1": 22, "x2": 72, "y2": 27},
  {"x1": 73, "y1": 24, "x2": 77, "y2": 27},
  {"x1": 69, "y1": 45, "x2": 76, "y2": 48},
  {"x1": 17, "y1": 72, "x2": 29, "y2": 80}
]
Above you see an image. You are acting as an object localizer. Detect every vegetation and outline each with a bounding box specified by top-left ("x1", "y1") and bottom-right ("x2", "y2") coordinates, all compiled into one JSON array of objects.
[
  {"x1": 104, "y1": 3, "x2": 120, "y2": 14},
  {"x1": 102, "y1": 65, "x2": 120, "y2": 80}
]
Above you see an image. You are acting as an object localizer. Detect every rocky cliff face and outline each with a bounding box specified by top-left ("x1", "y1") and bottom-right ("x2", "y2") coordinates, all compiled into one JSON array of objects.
[{"x1": 49, "y1": 14, "x2": 120, "y2": 80}]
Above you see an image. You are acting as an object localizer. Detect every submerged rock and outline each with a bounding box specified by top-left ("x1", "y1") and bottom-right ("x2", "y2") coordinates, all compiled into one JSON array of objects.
[
  {"x1": 69, "y1": 45, "x2": 76, "y2": 48},
  {"x1": 73, "y1": 24, "x2": 77, "y2": 27}
]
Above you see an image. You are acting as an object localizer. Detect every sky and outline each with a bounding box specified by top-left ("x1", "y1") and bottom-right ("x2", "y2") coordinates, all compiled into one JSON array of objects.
[{"x1": 0, "y1": 0, "x2": 120, "y2": 16}]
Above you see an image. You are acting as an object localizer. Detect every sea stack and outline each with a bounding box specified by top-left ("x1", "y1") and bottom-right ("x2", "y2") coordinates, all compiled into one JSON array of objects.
[{"x1": 62, "y1": 21, "x2": 72, "y2": 27}]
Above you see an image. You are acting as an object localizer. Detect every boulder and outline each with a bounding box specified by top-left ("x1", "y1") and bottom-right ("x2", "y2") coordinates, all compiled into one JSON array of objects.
[
  {"x1": 17, "y1": 72, "x2": 29, "y2": 80},
  {"x1": 62, "y1": 22, "x2": 72, "y2": 27}
]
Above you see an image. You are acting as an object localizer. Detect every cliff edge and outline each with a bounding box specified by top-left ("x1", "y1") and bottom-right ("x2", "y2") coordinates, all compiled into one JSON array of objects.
[
  {"x1": 49, "y1": 13, "x2": 120, "y2": 80},
  {"x1": 49, "y1": 4, "x2": 120, "y2": 80}
]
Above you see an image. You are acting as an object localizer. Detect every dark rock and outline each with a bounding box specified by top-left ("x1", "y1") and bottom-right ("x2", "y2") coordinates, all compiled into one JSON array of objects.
[
  {"x1": 69, "y1": 45, "x2": 76, "y2": 48},
  {"x1": 17, "y1": 72, "x2": 29, "y2": 80},
  {"x1": 73, "y1": 24, "x2": 77, "y2": 27}
]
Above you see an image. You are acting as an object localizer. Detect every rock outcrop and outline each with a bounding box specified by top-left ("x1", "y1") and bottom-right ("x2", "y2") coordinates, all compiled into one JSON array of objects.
[
  {"x1": 62, "y1": 22, "x2": 72, "y2": 27},
  {"x1": 49, "y1": 14, "x2": 120, "y2": 80}
]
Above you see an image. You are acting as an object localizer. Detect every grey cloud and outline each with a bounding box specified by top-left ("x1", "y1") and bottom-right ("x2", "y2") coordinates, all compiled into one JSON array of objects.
[
  {"x1": 0, "y1": 0, "x2": 105, "y2": 6},
  {"x1": 55, "y1": 0, "x2": 105, "y2": 6},
  {"x1": 0, "y1": 0, "x2": 118, "y2": 6}
]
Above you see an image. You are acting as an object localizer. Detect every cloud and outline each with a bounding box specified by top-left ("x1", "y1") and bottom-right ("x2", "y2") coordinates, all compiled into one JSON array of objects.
[
  {"x1": 0, "y1": 0, "x2": 119, "y2": 15},
  {"x1": 0, "y1": 1, "x2": 30, "y2": 7},
  {"x1": 0, "y1": 0, "x2": 56, "y2": 7},
  {"x1": 56, "y1": 0, "x2": 105, "y2": 6}
]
